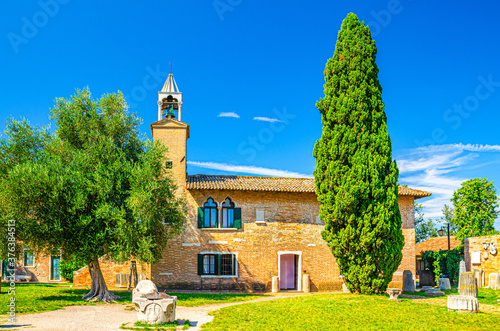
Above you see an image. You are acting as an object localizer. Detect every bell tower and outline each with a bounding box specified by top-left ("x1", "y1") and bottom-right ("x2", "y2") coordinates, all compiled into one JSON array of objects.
[
  {"x1": 151, "y1": 70, "x2": 189, "y2": 195},
  {"x1": 158, "y1": 72, "x2": 183, "y2": 121}
]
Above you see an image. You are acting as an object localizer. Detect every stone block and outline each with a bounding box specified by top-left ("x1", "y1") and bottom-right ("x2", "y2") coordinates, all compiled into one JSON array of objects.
[
  {"x1": 447, "y1": 295, "x2": 478, "y2": 313},
  {"x1": 473, "y1": 268, "x2": 485, "y2": 288},
  {"x1": 438, "y1": 278, "x2": 451, "y2": 290},
  {"x1": 425, "y1": 288, "x2": 444, "y2": 296},
  {"x1": 489, "y1": 273, "x2": 500, "y2": 290},
  {"x1": 271, "y1": 276, "x2": 279, "y2": 293},
  {"x1": 402, "y1": 270, "x2": 415, "y2": 292},
  {"x1": 342, "y1": 284, "x2": 351, "y2": 294},
  {"x1": 302, "y1": 274, "x2": 310, "y2": 293}
]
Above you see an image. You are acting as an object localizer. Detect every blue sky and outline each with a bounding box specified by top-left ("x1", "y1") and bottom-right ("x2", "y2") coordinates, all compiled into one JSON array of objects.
[{"x1": 1, "y1": 1, "x2": 499, "y2": 228}]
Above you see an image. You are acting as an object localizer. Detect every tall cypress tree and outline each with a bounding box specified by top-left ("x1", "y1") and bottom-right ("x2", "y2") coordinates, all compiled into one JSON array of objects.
[{"x1": 313, "y1": 13, "x2": 404, "y2": 294}]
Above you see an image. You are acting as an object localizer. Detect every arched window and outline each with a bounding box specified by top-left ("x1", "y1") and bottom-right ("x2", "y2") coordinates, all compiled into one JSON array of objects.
[
  {"x1": 221, "y1": 198, "x2": 235, "y2": 228},
  {"x1": 204, "y1": 198, "x2": 218, "y2": 228}
]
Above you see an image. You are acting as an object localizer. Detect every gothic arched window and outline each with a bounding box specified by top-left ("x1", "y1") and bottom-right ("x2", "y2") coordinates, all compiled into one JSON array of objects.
[
  {"x1": 221, "y1": 198, "x2": 235, "y2": 228},
  {"x1": 204, "y1": 198, "x2": 218, "y2": 228}
]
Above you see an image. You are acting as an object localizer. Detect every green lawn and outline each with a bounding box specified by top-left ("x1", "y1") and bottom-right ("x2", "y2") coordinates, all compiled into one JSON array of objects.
[
  {"x1": 403, "y1": 288, "x2": 500, "y2": 306},
  {"x1": 203, "y1": 293, "x2": 500, "y2": 331},
  {"x1": 0, "y1": 283, "x2": 264, "y2": 315}
]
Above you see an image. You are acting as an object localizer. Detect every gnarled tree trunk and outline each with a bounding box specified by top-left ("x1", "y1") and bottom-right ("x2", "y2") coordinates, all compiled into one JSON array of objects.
[{"x1": 82, "y1": 257, "x2": 120, "y2": 302}]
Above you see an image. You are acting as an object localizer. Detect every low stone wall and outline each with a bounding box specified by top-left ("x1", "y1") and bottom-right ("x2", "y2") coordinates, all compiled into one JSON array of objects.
[
  {"x1": 73, "y1": 257, "x2": 151, "y2": 288},
  {"x1": 465, "y1": 235, "x2": 500, "y2": 287}
]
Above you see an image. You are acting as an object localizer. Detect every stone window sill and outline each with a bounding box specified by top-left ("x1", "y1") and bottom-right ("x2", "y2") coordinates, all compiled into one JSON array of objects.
[
  {"x1": 255, "y1": 221, "x2": 266, "y2": 224},
  {"x1": 201, "y1": 228, "x2": 239, "y2": 231},
  {"x1": 201, "y1": 275, "x2": 238, "y2": 278}
]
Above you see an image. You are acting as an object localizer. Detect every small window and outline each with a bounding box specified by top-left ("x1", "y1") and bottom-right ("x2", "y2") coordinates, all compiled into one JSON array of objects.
[
  {"x1": 24, "y1": 249, "x2": 34, "y2": 267},
  {"x1": 165, "y1": 161, "x2": 173, "y2": 169},
  {"x1": 256, "y1": 209, "x2": 265, "y2": 222}
]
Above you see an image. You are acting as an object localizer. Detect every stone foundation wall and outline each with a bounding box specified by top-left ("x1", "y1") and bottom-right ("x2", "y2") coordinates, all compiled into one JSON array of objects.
[
  {"x1": 465, "y1": 235, "x2": 500, "y2": 287},
  {"x1": 73, "y1": 257, "x2": 151, "y2": 288}
]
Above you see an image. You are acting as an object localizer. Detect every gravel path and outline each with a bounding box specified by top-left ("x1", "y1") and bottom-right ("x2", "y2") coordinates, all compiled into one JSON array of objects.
[{"x1": 0, "y1": 294, "x2": 306, "y2": 331}]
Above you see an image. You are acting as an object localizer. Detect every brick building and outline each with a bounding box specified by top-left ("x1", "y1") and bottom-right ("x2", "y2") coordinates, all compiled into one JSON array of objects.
[{"x1": 73, "y1": 73, "x2": 431, "y2": 291}]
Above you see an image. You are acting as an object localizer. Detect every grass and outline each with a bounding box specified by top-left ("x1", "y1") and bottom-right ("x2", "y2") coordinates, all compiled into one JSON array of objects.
[
  {"x1": 120, "y1": 320, "x2": 190, "y2": 330},
  {"x1": 203, "y1": 293, "x2": 500, "y2": 331},
  {"x1": 0, "y1": 282, "x2": 264, "y2": 315},
  {"x1": 404, "y1": 287, "x2": 500, "y2": 305}
]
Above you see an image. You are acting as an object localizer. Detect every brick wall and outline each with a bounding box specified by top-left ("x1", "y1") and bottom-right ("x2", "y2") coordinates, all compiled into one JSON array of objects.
[
  {"x1": 151, "y1": 119, "x2": 188, "y2": 195},
  {"x1": 73, "y1": 257, "x2": 151, "y2": 288},
  {"x1": 18, "y1": 252, "x2": 64, "y2": 283},
  {"x1": 465, "y1": 235, "x2": 500, "y2": 287},
  {"x1": 150, "y1": 189, "x2": 415, "y2": 291}
]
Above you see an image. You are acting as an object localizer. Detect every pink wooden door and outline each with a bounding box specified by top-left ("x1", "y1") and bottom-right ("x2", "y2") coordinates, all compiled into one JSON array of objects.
[{"x1": 280, "y1": 254, "x2": 296, "y2": 289}]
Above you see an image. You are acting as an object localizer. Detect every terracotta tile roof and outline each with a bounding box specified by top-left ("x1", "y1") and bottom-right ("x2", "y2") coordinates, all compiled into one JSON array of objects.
[
  {"x1": 186, "y1": 174, "x2": 431, "y2": 197},
  {"x1": 416, "y1": 236, "x2": 461, "y2": 255}
]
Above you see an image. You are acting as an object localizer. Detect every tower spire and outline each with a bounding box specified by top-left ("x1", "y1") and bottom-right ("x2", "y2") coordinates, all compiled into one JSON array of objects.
[{"x1": 158, "y1": 69, "x2": 183, "y2": 121}]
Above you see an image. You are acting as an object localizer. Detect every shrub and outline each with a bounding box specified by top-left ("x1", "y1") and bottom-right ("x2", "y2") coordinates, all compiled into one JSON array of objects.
[{"x1": 59, "y1": 258, "x2": 86, "y2": 282}]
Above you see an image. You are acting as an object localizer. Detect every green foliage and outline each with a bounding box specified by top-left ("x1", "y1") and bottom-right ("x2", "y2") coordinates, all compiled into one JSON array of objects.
[
  {"x1": 451, "y1": 178, "x2": 499, "y2": 242},
  {"x1": 313, "y1": 13, "x2": 403, "y2": 294},
  {"x1": 0, "y1": 88, "x2": 187, "y2": 267},
  {"x1": 441, "y1": 204, "x2": 458, "y2": 235},
  {"x1": 415, "y1": 203, "x2": 438, "y2": 244},
  {"x1": 421, "y1": 248, "x2": 463, "y2": 285},
  {"x1": 59, "y1": 258, "x2": 87, "y2": 282}
]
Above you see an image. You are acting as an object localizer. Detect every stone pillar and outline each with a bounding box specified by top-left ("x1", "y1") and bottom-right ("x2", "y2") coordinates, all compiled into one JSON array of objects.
[
  {"x1": 473, "y1": 268, "x2": 485, "y2": 288},
  {"x1": 459, "y1": 272, "x2": 478, "y2": 298},
  {"x1": 489, "y1": 273, "x2": 500, "y2": 290},
  {"x1": 302, "y1": 274, "x2": 310, "y2": 293},
  {"x1": 458, "y1": 260, "x2": 466, "y2": 291},
  {"x1": 272, "y1": 276, "x2": 279, "y2": 293}
]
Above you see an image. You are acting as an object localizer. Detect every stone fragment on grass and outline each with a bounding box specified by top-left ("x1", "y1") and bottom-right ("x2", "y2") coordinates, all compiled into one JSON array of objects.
[
  {"x1": 488, "y1": 273, "x2": 500, "y2": 290},
  {"x1": 387, "y1": 288, "x2": 401, "y2": 300},
  {"x1": 447, "y1": 295, "x2": 478, "y2": 313},
  {"x1": 438, "y1": 278, "x2": 451, "y2": 290},
  {"x1": 132, "y1": 280, "x2": 177, "y2": 325}
]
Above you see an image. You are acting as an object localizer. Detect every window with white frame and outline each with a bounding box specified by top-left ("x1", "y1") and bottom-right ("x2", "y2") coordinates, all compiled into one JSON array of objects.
[{"x1": 198, "y1": 253, "x2": 237, "y2": 276}]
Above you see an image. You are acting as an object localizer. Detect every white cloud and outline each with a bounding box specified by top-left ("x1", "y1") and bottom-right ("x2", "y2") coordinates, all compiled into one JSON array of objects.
[
  {"x1": 253, "y1": 117, "x2": 283, "y2": 123},
  {"x1": 217, "y1": 112, "x2": 240, "y2": 118},
  {"x1": 187, "y1": 161, "x2": 313, "y2": 178},
  {"x1": 413, "y1": 143, "x2": 500, "y2": 154},
  {"x1": 396, "y1": 143, "x2": 500, "y2": 222}
]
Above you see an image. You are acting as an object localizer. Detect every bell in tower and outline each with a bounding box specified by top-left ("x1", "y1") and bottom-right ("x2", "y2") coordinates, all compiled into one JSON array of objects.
[{"x1": 158, "y1": 70, "x2": 183, "y2": 121}]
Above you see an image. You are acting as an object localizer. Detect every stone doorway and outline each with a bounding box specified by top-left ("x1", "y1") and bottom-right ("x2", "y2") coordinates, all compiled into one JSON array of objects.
[{"x1": 278, "y1": 251, "x2": 302, "y2": 291}]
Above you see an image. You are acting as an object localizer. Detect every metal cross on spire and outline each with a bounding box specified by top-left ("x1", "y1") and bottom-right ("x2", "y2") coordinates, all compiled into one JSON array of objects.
[{"x1": 169, "y1": 62, "x2": 173, "y2": 73}]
